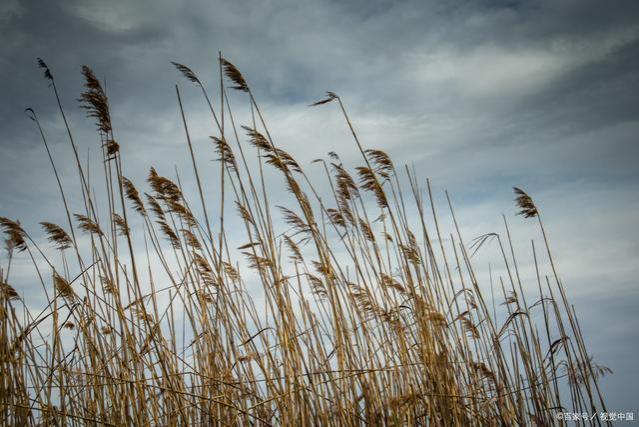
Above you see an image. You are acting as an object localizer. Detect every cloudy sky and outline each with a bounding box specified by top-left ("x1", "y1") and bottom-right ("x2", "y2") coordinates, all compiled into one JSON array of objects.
[{"x1": 1, "y1": 0, "x2": 638, "y2": 414}]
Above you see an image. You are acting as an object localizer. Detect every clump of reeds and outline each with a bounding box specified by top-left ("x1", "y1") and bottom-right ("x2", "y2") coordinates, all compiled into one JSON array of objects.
[{"x1": 0, "y1": 57, "x2": 611, "y2": 426}]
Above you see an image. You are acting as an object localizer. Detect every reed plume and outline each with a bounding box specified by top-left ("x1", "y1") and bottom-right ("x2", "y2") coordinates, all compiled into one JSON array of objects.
[{"x1": 0, "y1": 57, "x2": 611, "y2": 427}]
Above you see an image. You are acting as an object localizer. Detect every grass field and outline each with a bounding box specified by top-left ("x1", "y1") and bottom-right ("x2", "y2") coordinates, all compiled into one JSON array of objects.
[{"x1": 0, "y1": 57, "x2": 611, "y2": 425}]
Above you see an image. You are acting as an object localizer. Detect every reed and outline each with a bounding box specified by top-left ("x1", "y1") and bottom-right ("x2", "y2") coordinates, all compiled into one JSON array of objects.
[{"x1": 0, "y1": 57, "x2": 610, "y2": 426}]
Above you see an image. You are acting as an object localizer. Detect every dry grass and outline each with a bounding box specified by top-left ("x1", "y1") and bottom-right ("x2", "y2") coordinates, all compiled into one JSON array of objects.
[{"x1": 0, "y1": 57, "x2": 611, "y2": 426}]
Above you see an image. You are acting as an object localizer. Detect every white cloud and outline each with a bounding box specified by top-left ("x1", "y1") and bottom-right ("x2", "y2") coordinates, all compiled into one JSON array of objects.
[
  {"x1": 64, "y1": 0, "x2": 182, "y2": 33},
  {"x1": 407, "y1": 26, "x2": 639, "y2": 98}
]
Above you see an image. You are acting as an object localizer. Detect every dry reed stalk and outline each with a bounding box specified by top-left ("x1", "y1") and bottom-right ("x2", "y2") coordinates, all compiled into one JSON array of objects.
[{"x1": 0, "y1": 56, "x2": 612, "y2": 427}]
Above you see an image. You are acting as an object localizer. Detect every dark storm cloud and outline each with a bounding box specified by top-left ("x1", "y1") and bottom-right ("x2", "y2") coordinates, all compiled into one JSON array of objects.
[{"x1": 2, "y1": 0, "x2": 638, "y2": 148}]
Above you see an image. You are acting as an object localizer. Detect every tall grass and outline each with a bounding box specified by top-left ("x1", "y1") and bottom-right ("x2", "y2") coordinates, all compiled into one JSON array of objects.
[{"x1": 0, "y1": 57, "x2": 611, "y2": 425}]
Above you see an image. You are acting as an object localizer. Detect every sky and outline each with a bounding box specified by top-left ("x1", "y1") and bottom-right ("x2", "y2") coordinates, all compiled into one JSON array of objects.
[{"x1": 1, "y1": 0, "x2": 638, "y2": 416}]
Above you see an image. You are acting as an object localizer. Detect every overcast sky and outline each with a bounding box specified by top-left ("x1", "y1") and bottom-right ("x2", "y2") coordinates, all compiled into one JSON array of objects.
[{"x1": 1, "y1": 0, "x2": 638, "y2": 414}]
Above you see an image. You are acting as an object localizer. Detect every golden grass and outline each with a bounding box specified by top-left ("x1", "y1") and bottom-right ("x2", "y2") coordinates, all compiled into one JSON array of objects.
[{"x1": 0, "y1": 57, "x2": 611, "y2": 425}]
